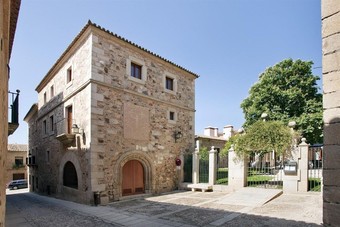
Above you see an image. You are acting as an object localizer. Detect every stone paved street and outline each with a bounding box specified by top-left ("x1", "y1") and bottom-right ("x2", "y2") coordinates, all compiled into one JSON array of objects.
[{"x1": 6, "y1": 188, "x2": 322, "y2": 226}]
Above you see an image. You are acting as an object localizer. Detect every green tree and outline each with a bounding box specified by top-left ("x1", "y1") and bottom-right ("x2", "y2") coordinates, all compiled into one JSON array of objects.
[
  {"x1": 199, "y1": 146, "x2": 209, "y2": 160},
  {"x1": 241, "y1": 59, "x2": 322, "y2": 144},
  {"x1": 234, "y1": 121, "x2": 293, "y2": 156}
]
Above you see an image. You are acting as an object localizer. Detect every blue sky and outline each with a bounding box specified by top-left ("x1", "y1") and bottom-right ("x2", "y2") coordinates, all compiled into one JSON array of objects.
[{"x1": 8, "y1": 0, "x2": 322, "y2": 144}]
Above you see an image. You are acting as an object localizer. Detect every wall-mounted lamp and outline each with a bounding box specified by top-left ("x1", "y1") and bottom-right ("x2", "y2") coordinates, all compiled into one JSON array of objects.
[
  {"x1": 174, "y1": 131, "x2": 182, "y2": 143},
  {"x1": 72, "y1": 124, "x2": 80, "y2": 134}
]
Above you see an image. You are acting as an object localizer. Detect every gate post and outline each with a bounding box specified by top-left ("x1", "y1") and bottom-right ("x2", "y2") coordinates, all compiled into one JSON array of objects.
[
  {"x1": 297, "y1": 138, "x2": 309, "y2": 192},
  {"x1": 209, "y1": 146, "x2": 217, "y2": 185},
  {"x1": 192, "y1": 140, "x2": 200, "y2": 184},
  {"x1": 228, "y1": 145, "x2": 247, "y2": 189},
  {"x1": 283, "y1": 138, "x2": 309, "y2": 193}
]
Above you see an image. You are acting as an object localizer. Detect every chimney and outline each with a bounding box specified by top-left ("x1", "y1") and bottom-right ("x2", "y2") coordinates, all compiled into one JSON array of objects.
[
  {"x1": 204, "y1": 126, "x2": 218, "y2": 137},
  {"x1": 223, "y1": 125, "x2": 234, "y2": 139}
]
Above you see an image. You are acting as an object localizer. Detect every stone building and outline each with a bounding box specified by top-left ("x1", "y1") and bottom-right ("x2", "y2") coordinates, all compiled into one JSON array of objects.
[
  {"x1": 195, "y1": 126, "x2": 234, "y2": 155},
  {"x1": 0, "y1": 0, "x2": 21, "y2": 225},
  {"x1": 322, "y1": 0, "x2": 340, "y2": 225},
  {"x1": 6, "y1": 144, "x2": 28, "y2": 184},
  {"x1": 24, "y1": 21, "x2": 198, "y2": 205}
]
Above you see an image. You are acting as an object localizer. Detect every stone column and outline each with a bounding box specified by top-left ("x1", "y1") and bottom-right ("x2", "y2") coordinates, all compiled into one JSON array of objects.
[
  {"x1": 209, "y1": 146, "x2": 217, "y2": 185},
  {"x1": 192, "y1": 140, "x2": 200, "y2": 184},
  {"x1": 297, "y1": 138, "x2": 309, "y2": 192},
  {"x1": 322, "y1": 1, "x2": 340, "y2": 225},
  {"x1": 228, "y1": 145, "x2": 247, "y2": 189}
]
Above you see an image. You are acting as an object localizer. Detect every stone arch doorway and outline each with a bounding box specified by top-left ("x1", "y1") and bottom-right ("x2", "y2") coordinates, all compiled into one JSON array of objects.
[
  {"x1": 63, "y1": 161, "x2": 78, "y2": 189},
  {"x1": 122, "y1": 160, "x2": 144, "y2": 196}
]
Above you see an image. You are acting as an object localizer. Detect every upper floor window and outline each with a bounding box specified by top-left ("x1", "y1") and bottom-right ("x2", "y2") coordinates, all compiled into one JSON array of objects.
[
  {"x1": 164, "y1": 72, "x2": 177, "y2": 93},
  {"x1": 166, "y1": 77, "x2": 174, "y2": 91},
  {"x1": 127, "y1": 56, "x2": 147, "y2": 84},
  {"x1": 67, "y1": 66, "x2": 72, "y2": 83},
  {"x1": 43, "y1": 92, "x2": 47, "y2": 104},
  {"x1": 131, "y1": 62, "x2": 142, "y2": 79},
  {"x1": 49, "y1": 115, "x2": 54, "y2": 132},
  {"x1": 15, "y1": 156, "x2": 24, "y2": 167},
  {"x1": 43, "y1": 120, "x2": 47, "y2": 134},
  {"x1": 50, "y1": 85, "x2": 54, "y2": 98}
]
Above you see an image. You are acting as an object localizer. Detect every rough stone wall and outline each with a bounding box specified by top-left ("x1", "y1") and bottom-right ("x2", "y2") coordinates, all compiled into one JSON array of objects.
[
  {"x1": 90, "y1": 30, "x2": 196, "y2": 203},
  {"x1": 29, "y1": 34, "x2": 93, "y2": 203},
  {"x1": 322, "y1": 0, "x2": 340, "y2": 225},
  {"x1": 0, "y1": 1, "x2": 9, "y2": 226},
  {"x1": 0, "y1": 1, "x2": 10, "y2": 225}
]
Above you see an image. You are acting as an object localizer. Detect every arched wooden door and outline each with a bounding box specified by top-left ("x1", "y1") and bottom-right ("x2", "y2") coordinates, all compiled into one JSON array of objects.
[{"x1": 122, "y1": 160, "x2": 144, "y2": 196}]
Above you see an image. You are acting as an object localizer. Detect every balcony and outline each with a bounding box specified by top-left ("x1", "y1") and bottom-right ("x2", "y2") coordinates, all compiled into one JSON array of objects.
[
  {"x1": 26, "y1": 155, "x2": 37, "y2": 167},
  {"x1": 55, "y1": 118, "x2": 77, "y2": 146},
  {"x1": 8, "y1": 90, "x2": 20, "y2": 135}
]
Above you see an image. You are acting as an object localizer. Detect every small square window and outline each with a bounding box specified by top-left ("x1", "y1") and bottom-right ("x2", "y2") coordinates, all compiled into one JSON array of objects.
[
  {"x1": 131, "y1": 62, "x2": 142, "y2": 79},
  {"x1": 166, "y1": 77, "x2": 174, "y2": 91},
  {"x1": 169, "y1": 111, "x2": 175, "y2": 121},
  {"x1": 67, "y1": 67, "x2": 72, "y2": 83}
]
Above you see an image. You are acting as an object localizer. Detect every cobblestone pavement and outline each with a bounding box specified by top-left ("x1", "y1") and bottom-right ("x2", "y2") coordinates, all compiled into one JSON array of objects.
[
  {"x1": 6, "y1": 189, "x2": 322, "y2": 227},
  {"x1": 6, "y1": 189, "x2": 117, "y2": 227}
]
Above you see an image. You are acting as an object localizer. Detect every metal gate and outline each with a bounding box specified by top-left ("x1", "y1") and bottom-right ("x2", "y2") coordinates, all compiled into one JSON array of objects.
[
  {"x1": 216, "y1": 152, "x2": 228, "y2": 185},
  {"x1": 247, "y1": 152, "x2": 283, "y2": 189},
  {"x1": 183, "y1": 154, "x2": 192, "y2": 182},
  {"x1": 308, "y1": 145, "x2": 322, "y2": 192}
]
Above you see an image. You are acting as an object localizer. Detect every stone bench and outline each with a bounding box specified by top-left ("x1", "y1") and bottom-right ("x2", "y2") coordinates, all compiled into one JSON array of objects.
[{"x1": 187, "y1": 183, "x2": 213, "y2": 192}]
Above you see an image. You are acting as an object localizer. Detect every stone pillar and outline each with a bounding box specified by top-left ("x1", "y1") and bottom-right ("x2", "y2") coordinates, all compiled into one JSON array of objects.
[
  {"x1": 297, "y1": 138, "x2": 309, "y2": 192},
  {"x1": 209, "y1": 146, "x2": 217, "y2": 185},
  {"x1": 192, "y1": 140, "x2": 200, "y2": 184},
  {"x1": 322, "y1": 1, "x2": 340, "y2": 225},
  {"x1": 283, "y1": 138, "x2": 309, "y2": 193},
  {"x1": 228, "y1": 145, "x2": 247, "y2": 189}
]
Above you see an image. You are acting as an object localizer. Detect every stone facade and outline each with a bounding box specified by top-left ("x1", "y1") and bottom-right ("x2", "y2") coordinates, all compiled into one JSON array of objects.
[
  {"x1": 6, "y1": 144, "x2": 28, "y2": 184},
  {"x1": 322, "y1": 0, "x2": 340, "y2": 225},
  {"x1": 25, "y1": 21, "x2": 197, "y2": 205},
  {"x1": 0, "y1": 0, "x2": 20, "y2": 225}
]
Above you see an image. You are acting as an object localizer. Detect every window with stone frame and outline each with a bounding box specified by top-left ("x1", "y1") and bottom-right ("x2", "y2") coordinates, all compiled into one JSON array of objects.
[
  {"x1": 166, "y1": 77, "x2": 174, "y2": 91},
  {"x1": 131, "y1": 62, "x2": 142, "y2": 79},
  {"x1": 169, "y1": 111, "x2": 175, "y2": 121},
  {"x1": 67, "y1": 66, "x2": 72, "y2": 83}
]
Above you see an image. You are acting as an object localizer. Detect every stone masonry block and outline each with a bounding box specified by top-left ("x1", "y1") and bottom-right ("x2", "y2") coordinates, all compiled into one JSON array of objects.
[
  {"x1": 322, "y1": 0, "x2": 340, "y2": 19},
  {"x1": 323, "y1": 145, "x2": 340, "y2": 169},
  {"x1": 324, "y1": 108, "x2": 340, "y2": 124},
  {"x1": 322, "y1": 12, "x2": 340, "y2": 38},
  {"x1": 324, "y1": 122, "x2": 340, "y2": 145},
  {"x1": 323, "y1": 33, "x2": 340, "y2": 55},
  {"x1": 324, "y1": 186, "x2": 340, "y2": 203},
  {"x1": 323, "y1": 51, "x2": 340, "y2": 74},
  {"x1": 323, "y1": 169, "x2": 340, "y2": 186},
  {"x1": 323, "y1": 71, "x2": 340, "y2": 93},
  {"x1": 323, "y1": 202, "x2": 340, "y2": 225},
  {"x1": 323, "y1": 92, "x2": 340, "y2": 109}
]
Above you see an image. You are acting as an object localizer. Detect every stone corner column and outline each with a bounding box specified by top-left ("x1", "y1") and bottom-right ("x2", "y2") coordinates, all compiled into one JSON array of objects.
[{"x1": 209, "y1": 146, "x2": 217, "y2": 185}]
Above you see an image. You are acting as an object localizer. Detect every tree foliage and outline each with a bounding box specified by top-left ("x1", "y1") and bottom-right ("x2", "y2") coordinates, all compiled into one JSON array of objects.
[
  {"x1": 233, "y1": 121, "x2": 293, "y2": 156},
  {"x1": 241, "y1": 59, "x2": 322, "y2": 144},
  {"x1": 199, "y1": 146, "x2": 209, "y2": 160}
]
